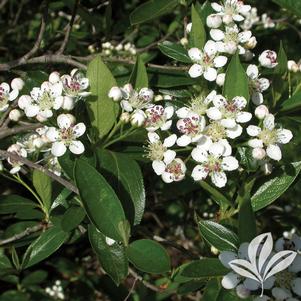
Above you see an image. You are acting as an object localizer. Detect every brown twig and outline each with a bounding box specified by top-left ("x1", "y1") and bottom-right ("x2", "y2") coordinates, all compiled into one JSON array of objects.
[
  {"x1": 136, "y1": 32, "x2": 173, "y2": 53},
  {"x1": 56, "y1": 0, "x2": 80, "y2": 55},
  {"x1": 0, "y1": 150, "x2": 79, "y2": 194},
  {"x1": 0, "y1": 123, "x2": 42, "y2": 139},
  {"x1": 128, "y1": 268, "x2": 161, "y2": 293},
  {"x1": 123, "y1": 276, "x2": 138, "y2": 301}
]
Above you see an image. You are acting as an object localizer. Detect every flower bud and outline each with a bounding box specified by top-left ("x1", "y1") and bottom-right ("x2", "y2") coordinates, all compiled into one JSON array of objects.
[
  {"x1": 211, "y1": 246, "x2": 219, "y2": 255},
  {"x1": 49, "y1": 71, "x2": 61, "y2": 84},
  {"x1": 62, "y1": 96, "x2": 75, "y2": 110},
  {"x1": 206, "y1": 14, "x2": 222, "y2": 28},
  {"x1": 9, "y1": 109, "x2": 22, "y2": 122},
  {"x1": 255, "y1": 105, "x2": 269, "y2": 119},
  {"x1": 108, "y1": 86, "x2": 123, "y2": 101},
  {"x1": 115, "y1": 44, "x2": 123, "y2": 51},
  {"x1": 252, "y1": 148, "x2": 266, "y2": 160},
  {"x1": 18, "y1": 95, "x2": 31, "y2": 110},
  {"x1": 130, "y1": 110, "x2": 146, "y2": 127},
  {"x1": 216, "y1": 73, "x2": 225, "y2": 86},
  {"x1": 259, "y1": 50, "x2": 278, "y2": 68},
  {"x1": 123, "y1": 83, "x2": 133, "y2": 94},
  {"x1": 104, "y1": 49, "x2": 111, "y2": 56},
  {"x1": 245, "y1": 36, "x2": 257, "y2": 49},
  {"x1": 180, "y1": 37, "x2": 188, "y2": 46},
  {"x1": 236, "y1": 284, "x2": 250, "y2": 299},
  {"x1": 287, "y1": 60, "x2": 299, "y2": 73},
  {"x1": 11, "y1": 77, "x2": 25, "y2": 91},
  {"x1": 120, "y1": 112, "x2": 130, "y2": 123},
  {"x1": 186, "y1": 22, "x2": 192, "y2": 33}
]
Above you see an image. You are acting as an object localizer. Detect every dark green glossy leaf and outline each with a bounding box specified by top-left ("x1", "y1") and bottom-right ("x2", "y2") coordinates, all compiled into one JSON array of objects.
[
  {"x1": 198, "y1": 220, "x2": 239, "y2": 252},
  {"x1": 158, "y1": 42, "x2": 191, "y2": 63},
  {"x1": 279, "y1": 92, "x2": 301, "y2": 113},
  {"x1": 21, "y1": 270, "x2": 48, "y2": 286},
  {"x1": 272, "y1": 0, "x2": 301, "y2": 18},
  {"x1": 88, "y1": 224, "x2": 128, "y2": 285},
  {"x1": 126, "y1": 239, "x2": 170, "y2": 274},
  {"x1": 129, "y1": 55, "x2": 148, "y2": 89},
  {"x1": 181, "y1": 258, "x2": 229, "y2": 278},
  {"x1": 202, "y1": 278, "x2": 221, "y2": 301},
  {"x1": 61, "y1": 206, "x2": 86, "y2": 232},
  {"x1": 97, "y1": 150, "x2": 145, "y2": 225},
  {"x1": 190, "y1": 4, "x2": 206, "y2": 49},
  {"x1": 223, "y1": 53, "x2": 250, "y2": 101},
  {"x1": 33, "y1": 170, "x2": 52, "y2": 212},
  {"x1": 130, "y1": 0, "x2": 179, "y2": 25},
  {"x1": 252, "y1": 161, "x2": 301, "y2": 211},
  {"x1": 87, "y1": 56, "x2": 119, "y2": 138},
  {"x1": 74, "y1": 159, "x2": 128, "y2": 243},
  {"x1": 22, "y1": 226, "x2": 68, "y2": 269},
  {"x1": 274, "y1": 41, "x2": 287, "y2": 75},
  {"x1": 0, "y1": 195, "x2": 37, "y2": 214}
]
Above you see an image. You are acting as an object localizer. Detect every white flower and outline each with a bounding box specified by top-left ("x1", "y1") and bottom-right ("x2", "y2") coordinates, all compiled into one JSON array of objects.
[
  {"x1": 247, "y1": 114, "x2": 293, "y2": 161},
  {"x1": 145, "y1": 105, "x2": 174, "y2": 132},
  {"x1": 210, "y1": 25, "x2": 255, "y2": 55},
  {"x1": 240, "y1": 7, "x2": 259, "y2": 31},
  {"x1": 211, "y1": 0, "x2": 251, "y2": 25},
  {"x1": 11, "y1": 78, "x2": 25, "y2": 91},
  {"x1": 206, "y1": 95, "x2": 252, "y2": 128},
  {"x1": 7, "y1": 144, "x2": 27, "y2": 174},
  {"x1": 206, "y1": 14, "x2": 222, "y2": 28},
  {"x1": 188, "y1": 40, "x2": 227, "y2": 81},
  {"x1": 176, "y1": 112, "x2": 206, "y2": 146},
  {"x1": 191, "y1": 141, "x2": 238, "y2": 187},
  {"x1": 261, "y1": 14, "x2": 275, "y2": 29},
  {"x1": 0, "y1": 82, "x2": 19, "y2": 112},
  {"x1": 61, "y1": 69, "x2": 90, "y2": 98},
  {"x1": 247, "y1": 65, "x2": 270, "y2": 105},
  {"x1": 17, "y1": 133, "x2": 46, "y2": 153},
  {"x1": 259, "y1": 50, "x2": 278, "y2": 69},
  {"x1": 108, "y1": 86, "x2": 123, "y2": 101},
  {"x1": 20, "y1": 81, "x2": 63, "y2": 120},
  {"x1": 46, "y1": 114, "x2": 86, "y2": 157},
  {"x1": 130, "y1": 109, "x2": 146, "y2": 127}
]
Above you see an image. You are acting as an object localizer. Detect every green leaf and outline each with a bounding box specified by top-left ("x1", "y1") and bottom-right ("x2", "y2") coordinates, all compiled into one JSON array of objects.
[
  {"x1": 87, "y1": 55, "x2": 119, "y2": 138},
  {"x1": 202, "y1": 278, "x2": 221, "y2": 301},
  {"x1": 158, "y1": 42, "x2": 192, "y2": 63},
  {"x1": 33, "y1": 170, "x2": 52, "y2": 212},
  {"x1": 88, "y1": 224, "x2": 128, "y2": 285},
  {"x1": 190, "y1": 4, "x2": 206, "y2": 49},
  {"x1": 130, "y1": 0, "x2": 179, "y2": 25},
  {"x1": 279, "y1": 92, "x2": 301, "y2": 113},
  {"x1": 198, "y1": 220, "x2": 239, "y2": 252},
  {"x1": 252, "y1": 161, "x2": 301, "y2": 211},
  {"x1": 0, "y1": 291, "x2": 30, "y2": 301},
  {"x1": 196, "y1": 0, "x2": 214, "y2": 23},
  {"x1": 74, "y1": 159, "x2": 128, "y2": 243},
  {"x1": 97, "y1": 150, "x2": 145, "y2": 225},
  {"x1": 129, "y1": 55, "x2": 148, "y2": 89},
  {"x1": 126, "y1": 239, "x2": 171, "y2": 274},
  {"x1": 21, "y1": 270, "x2": 48, "y2": 286},
  {"x1": 272, "y1": 0, "x2": 301, "y2": 18},
  {"x1": 22, "y1": 226, "x2": 68, "y2": 269},
  {"x1": 181, "y1": 258, "x2": 229, "y2": 278},
  {"x1": 0, "y1": 253, "x2": 12, "y2": 270},
  {"x1": 274, "y1": 41, "x2": 287, "y2": 75},
  {"x1": 61, "y1": 206, "x2": 86, "y2": 232},
  {"x1": 0, "y1": 195, "x2": 37, "y2": 214},
  {"x1": 223, "y1": 53, "x2": 250, "y2": 101}
]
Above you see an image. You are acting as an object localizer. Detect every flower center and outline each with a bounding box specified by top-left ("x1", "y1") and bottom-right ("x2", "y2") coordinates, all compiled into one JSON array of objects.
[
  {"x1": 275, "y1": 270, "x2": 294, "y2": 290},
  {"x1": 190, "y1": 97, "x2": 208, "y2": 116},
  {"x1": 39, "y1": 92, "x2": 54, "y2": 110},
  {"x1": 129, "y1": 92, "x2": 151, "y2": 110},
  {"x1": 165, "y1": 160, "x2": 184, "y2": 180},
  {"x1": 64, "y1": 78, "x2": 81, "y2": 96},
  {"x1": 145, "y1": 106, "x2": 165, "y2": 127},
  {"x1": 259, "y1": 129, "x2": 277, "y2": 146},
  {"x1": 146, "y1": 141, "x2": 166, "y2": 161},
  {"x1": 205, "y1": 122, "x2": 227, "y2": 141},
  {"x1": 204, "y1": 155, "x2": 222, "y2": 173},
  {"x1": 0, "y1": 87, "x2": 9, "y2": 106},
  {"x1": 178, "y1": 116, "x2": 201, "y2": 136},
  {"x1": 60, "y1": 127, "x2": 75, "y2": 145}
]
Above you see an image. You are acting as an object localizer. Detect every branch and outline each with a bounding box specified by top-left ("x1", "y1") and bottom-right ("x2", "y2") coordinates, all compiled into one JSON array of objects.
[
  {"x1": 0, "y1": 123, "x2": 42, "y2": 139},
  {"x1": 0, "y1": 223, "x2": 48, "y2": 246},
  {"x1": 0, "y1": 150, "x2": 79, "y2": 194},
  {"x1": 56, "y1": 0, "x2": 80, "y2": 55},
  {"x1": 128, "y1": 268, "x2": 162, "y2": 292}
]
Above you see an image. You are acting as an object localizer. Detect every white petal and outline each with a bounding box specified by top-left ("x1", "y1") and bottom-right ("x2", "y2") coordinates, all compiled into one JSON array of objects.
[
  {"x1": 276, "y1": 129, "x2": 293, "y2": 144},
  {"x1": 176, "y1": 107, "x2": 189, "y2": 118},
  {"x1": 152, "y1": 160, "x2": 165, "y2": 175},
  {"x1": 46, "y1": 127, "x2": 59, "y2": 142},
  {"x1": 221, "y1": 272, "x2": 240, "y2": 289},
  {"x1": 177, "y1": 135, "x2": 191, "y2": 147},
  {"x1": 53, "y1": 96, "x2": 64, "y2": 110},
  {"x1": 191, "y1": 165, "x2": 209, "y2": 181},
  {"x1": 238, "y1": 31, "x2": 252, "y2": 43},
  {"x1": 210, "y1": 29, "x2": 225, "y2": 41},
  {"x1": 226, "y1": 124, "x2": 242, "y2": 139},
  {"x1": 206, "y1": 107, "x2": 222, "y2": 120},
  {"x1": 163, "y1": 134, "x2": 177, "y2": 147},
  {"x1": 188, "y1": 64, "x2": 203, "y2": 78},
  {"x1": 25, "y1": 104, "x2": 39, "y2": 117},
  {"x1": 18, "y1": 95, "x2": 32, "y2": 110},
  {"x1": 263, "y1": 114, "x2": 275, "y2": 130},
  {"x1": 233, "y1": 14, "x2": 244, "y2": 22},
  {"x1": 219, "y1": 251, "x2": 238, "y2": 268},
  {"x1": 57, "y1": 114, "x2": 72, "y2": 129},
  {"x1": 248, "y1": 139, "x2": 263, "y2": 148},
  {"x1": 211, "y1": 171, "x2": 227, "y2": 187},
  {"x1": 209, "y1": 142, "x2": 224, "y2": 157},
  {"x1": 69, "y1": 140, "x2": 85, "y2": 155},
  {"x1": 161, "y1": 120, "x2": 172, "y2": 131},
  {"x1": 9, "y1": 89, "x2": 19, "y2": 101},
  {"x1": 246, "y1": 64, "x2": 259, "y2": 79},
  {"x1": 161, "y1": 172, "x2": 174, "y2": 183},
  {"x1": 220, "y1": 139, "x2": 232, "y2": 156},
  {"x1": 292, "y1": 278, "x2": 301, "y2": 296},
  {"x1": 213, "y1": 95, "x2": 227, "y2": 108},
  {"x1": 258, "y1": 78, "x2": 270, "y2": 91},
  {"x1": 221, "y1": 156, "x2": 239, "y2": 171},
  {"x1": 213, "y1": 56, "x2": 228, "y2": 68},
  {"x1": 204, "y1": 40, "x2": 217, "y2": 57},
  {"x1": 204, "y1": 67, "x2": 217, "y2": 81},
  {"x1": 0, "y1": 82, "x2": 10, "y2": 93},
  {"x1": 236, "y1": 112, "x2": 252, "y2": 123},
  {"x1": 266, "y1": 144, "x2": 282, "y2": 161},
  {"x1": 196, "y1": 135, "x2": 212, "y2": 151},
  {"x1": 188, "y1": 48, "x2": 202, "y2": 61},
  {"x1": 73, "y1": 123, "x2": 86, "y2": 138},
  {"x1": 252, "y1": 92, "x2": 264, "y2": 105},
  {"x1": 211, "y1": 2, "x2": 223, "y2": 12},
  {"x1": 247, "y1": 125, "x2": 261, "y2": 137},
  {"x1": 272, "y1": 287, "x2": 292, "y2": 300},
  {"x1": 148, "y1": 132, "x2": 160, "y2": 143},
  {"x1": 233, "y1": 96, "x2": 247, "y2": 109},
  {"x1": 51, "y1": 141, "x2": 67, "y2": 157},
  {"x1": 221, "y1": 118, "x2": 236, "y2": 128},
  {"x1": 243, "y1": 278, "x2": 260, "y2": 291},
  {"x1": 164, "y1": 106, "x2": 174, "y2": 119},
  {"x1": 191, "y1": 147, "x2": 208, "y2": 162},
  {"x1": 163, "y1": 150, "x2": 176, "y2": 164}
]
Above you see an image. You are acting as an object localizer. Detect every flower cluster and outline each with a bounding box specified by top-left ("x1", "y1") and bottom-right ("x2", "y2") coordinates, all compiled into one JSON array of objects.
[
  {"x1": 45, "y1": 280, "x2": 65, "y2": 300},
  {"x1": 1, "y1": 69, "x2": 89, "y2": 175},
  {"x1": 219, "y1": 232, "x2": 301, "y2": 300}
]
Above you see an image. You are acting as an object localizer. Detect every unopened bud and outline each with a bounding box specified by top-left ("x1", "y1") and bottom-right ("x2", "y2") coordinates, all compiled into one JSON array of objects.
[
  {"x1": 11, "y1": 78, "x2": 25, "y2": 91},
  {"x1": 9, "y1": 109, "x2": 22, "y2": 122},
  {"x1": 130, "y1": 110, "x2": 146, "y2": 127},
  {"x1": 255, "y1": 105, "x2": 269, "y2": 119},
  {"x1": 287, "y1": 60, "x2": 299, "y2": 73},
  {"x1": 252, "y1": 148, "x2": 266, "y2": 160},
  {"x1": 216, "y1": 73, "x2": 225, "y2": 86},
  {"x1": 206, "y1": 14, "x2": 222, "y2": 28},
  {"x1": 108, "y1": 86, "x2": 123, "y2": 101},
  {"x1": 120, "y1": 112, "x2": 130, "y2": 123},
  {"x1": 180, "y1": 37, "x2": 188, "y2": 46}
]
